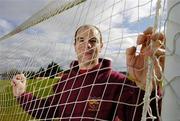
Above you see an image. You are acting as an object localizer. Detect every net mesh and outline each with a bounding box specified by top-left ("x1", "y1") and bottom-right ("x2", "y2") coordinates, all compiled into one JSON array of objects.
[{"x1": 0, "y1": 0, "x2": 177, "y2": 121}]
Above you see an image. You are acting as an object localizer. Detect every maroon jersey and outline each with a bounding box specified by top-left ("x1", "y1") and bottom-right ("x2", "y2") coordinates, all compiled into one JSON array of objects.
[{"x1": 18, "y1": 59, "x2": 161, "y2": 121}]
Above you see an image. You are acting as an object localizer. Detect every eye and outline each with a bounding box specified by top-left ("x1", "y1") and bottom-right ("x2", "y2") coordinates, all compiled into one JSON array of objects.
[
  {"x1": 79, "y1": 39, "x2": 84, "y2": 42},
  {"x1": 77, "y1": 37, "x2": 84, "y2": 43},
  {"x1": 89, "y1": 38, "x2": 98, "y2": 43}
]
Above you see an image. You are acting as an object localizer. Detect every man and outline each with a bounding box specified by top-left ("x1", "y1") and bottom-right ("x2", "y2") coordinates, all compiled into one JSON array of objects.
[{"x1": 12, "y1": 25, "x2": 165, "y2": 121}]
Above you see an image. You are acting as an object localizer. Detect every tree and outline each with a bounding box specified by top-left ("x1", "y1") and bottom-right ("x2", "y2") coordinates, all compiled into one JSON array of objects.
[
  {"x1": 23, "y1": 71, "x2": 36, "y2": 79},
  {"x1": 45, "y1": 61, "x2": 63, "y2": 78},
  {"x1": 36, "y1": 67, "x2": 45, "y2": 77},
  {"x1": 1, "y1": 69, "x2": 20, "y2": 80}
]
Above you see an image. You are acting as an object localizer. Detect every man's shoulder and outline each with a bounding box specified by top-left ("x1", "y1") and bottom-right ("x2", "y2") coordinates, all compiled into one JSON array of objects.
[
  {"x1": 110, "y1": 70, "x2": 127, "y2": 78},
  {"x1": 60, "y1": 69, "x2": 75, "y2": 78},
  {"x1": 109, "y1": 70, "x2": 127, "y2": 82},
  {"x1": 110, "y1": 71, "x2": 137, "y2": 87}
]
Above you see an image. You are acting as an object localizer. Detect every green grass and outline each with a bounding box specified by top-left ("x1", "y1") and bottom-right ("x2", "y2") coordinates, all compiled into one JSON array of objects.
[{"x1": 0, "y1": 78, "x2": 59, "y2": 121}]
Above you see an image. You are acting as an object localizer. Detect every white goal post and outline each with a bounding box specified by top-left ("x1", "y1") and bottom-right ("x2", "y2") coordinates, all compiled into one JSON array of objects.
[{"x1": 162, "y1": 0, "x2": 180, "y2": 121}]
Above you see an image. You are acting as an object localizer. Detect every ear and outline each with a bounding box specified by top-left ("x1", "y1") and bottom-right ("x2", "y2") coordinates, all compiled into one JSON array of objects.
[
  {"x1": 74, "y1": 42, "x2": 77, "y2": 52},
  {"x1": 99, "y1": 42, "x2": 103, "y2": 52}
]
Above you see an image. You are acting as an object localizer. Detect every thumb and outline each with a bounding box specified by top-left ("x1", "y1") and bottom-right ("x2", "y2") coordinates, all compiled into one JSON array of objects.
[{"x1": 126, "y1": 46, "x2": 136, "y2": 65}]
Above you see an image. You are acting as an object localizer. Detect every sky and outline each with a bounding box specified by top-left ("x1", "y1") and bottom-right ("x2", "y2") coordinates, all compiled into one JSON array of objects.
[{"x1": 0, "y1": 0, "x2": 165, "y2": 74}]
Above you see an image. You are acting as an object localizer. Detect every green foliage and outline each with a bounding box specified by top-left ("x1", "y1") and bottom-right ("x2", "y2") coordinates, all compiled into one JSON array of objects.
[
  {"x1": 34, "y1": 61, "x2": 63, "y2": 78},
  {"x1": 44, "y1": 61, "x2": 63, "y2": 78}
]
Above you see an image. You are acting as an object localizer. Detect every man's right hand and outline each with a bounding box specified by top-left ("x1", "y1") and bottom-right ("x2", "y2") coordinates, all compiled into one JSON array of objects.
[{"x1": 12, "y1": 74, "x2": 26, "y2": 97}]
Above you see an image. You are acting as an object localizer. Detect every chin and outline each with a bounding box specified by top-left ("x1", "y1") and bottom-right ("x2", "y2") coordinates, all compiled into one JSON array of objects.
[
  {"x1": 84, "y1": 57, "x2": 93, "y2": 62},
  {"x1": 82, "y1": 56, "x2": 95, "y2": 62}
]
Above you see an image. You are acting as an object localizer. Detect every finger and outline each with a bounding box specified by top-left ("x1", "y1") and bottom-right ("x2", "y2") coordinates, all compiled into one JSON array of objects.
[
  {"x1": 140, "y1": 32, "x2": 165, "y2": 56},
  {"x1": 126, "y1": 46, "x2": 136, "y2": 55},
  {"x1": 154, "y1": 55, "x2": 165, "y2": 79},
  {"x1": 137, "y1": 34, "x2": 151, "y2": 50},
  {"x1": 126, "y1": 46, "x2": 136, "y2": 64},
  {"x1": 155, "y1": 48, "x2": 165, "y2": 57},
  {"x1": 138, "y1": 27, "x2": 153, "y2": 53},
  {"x1": 142, "y1": 48, "x2": 153, "y2": 57},
  {"x1": 141, "y1": 45, "x2": 164, "y2": 59},
  {"x1": 16, "y1": 74, "x2": 22, "y2": 80},
  {"x1": 137, "y1": 34, "x2": 146, "y2": 45},
  {"x1": 12, "y1": 77, "x2": 19, "y2": 87},
  {"x1": 11, "y1": 80, "x2": 17, "y2": 86},
  {"x1": 12, "y1": 74, "x2": 24, "y2": 85},
  {"x1": 159, "y1": 55, "x2": 165, "y2": 71},
  {"x1": 20, "y1": 73, "x2": 25, "y2": 78},
  {"x1": 151, "y1": 33, "x2": 165, "y2": 42},
  {"x1": 143, "y1": 26, "x2": 154, "y2": 35},
  {"x1": 20, "y1": 74, "x2": 26, "y2": 82}
]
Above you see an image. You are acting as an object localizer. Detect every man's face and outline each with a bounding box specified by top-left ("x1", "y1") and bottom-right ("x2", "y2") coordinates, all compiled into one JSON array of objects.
[{"x1": 74, "y1": 26, "x2": 103, "y2": 64}]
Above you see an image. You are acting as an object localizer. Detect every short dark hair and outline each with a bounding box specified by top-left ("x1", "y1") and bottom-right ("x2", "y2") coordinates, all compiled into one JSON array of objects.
[{"x1": 74, "y1": 25, "x2": 102, "y2": 44}]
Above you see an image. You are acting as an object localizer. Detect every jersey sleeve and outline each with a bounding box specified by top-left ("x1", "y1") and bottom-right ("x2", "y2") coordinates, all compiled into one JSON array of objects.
[
  {"x1": 17, "y1": 79, "x2": 63, "y2": 121},
  {"x1": 17, "y1": 92, "x2": 59, "y2": 120}
]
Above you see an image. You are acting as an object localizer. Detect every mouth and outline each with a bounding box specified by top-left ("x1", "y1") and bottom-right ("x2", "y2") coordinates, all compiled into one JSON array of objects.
[{"x1": 85, "y1": 51, "x2": 94, "y2": 55}]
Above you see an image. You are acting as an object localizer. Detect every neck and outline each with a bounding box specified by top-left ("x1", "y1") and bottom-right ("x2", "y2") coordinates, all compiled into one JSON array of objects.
[{"x1": 79, "y1": 58, "x2": 99, "y2": 70}]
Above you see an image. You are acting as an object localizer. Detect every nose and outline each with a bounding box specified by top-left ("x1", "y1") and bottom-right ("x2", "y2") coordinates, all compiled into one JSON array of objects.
[{"x1": 87, "y1": 43, "x2": 92, "y2": 48}]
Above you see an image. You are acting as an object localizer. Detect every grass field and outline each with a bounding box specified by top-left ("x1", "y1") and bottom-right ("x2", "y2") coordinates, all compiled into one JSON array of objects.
[{"x1": 0, "y1": 78, "x2": 59, "y2": 121}]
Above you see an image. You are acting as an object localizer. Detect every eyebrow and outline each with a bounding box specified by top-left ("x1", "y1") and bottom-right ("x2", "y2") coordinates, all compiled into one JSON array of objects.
[
  {"x1": 75, "y1": 37, "x2": 84, "y2": 43},
  {"x1": 90, "y1": 37, "x2": 97, "y2": 40}
]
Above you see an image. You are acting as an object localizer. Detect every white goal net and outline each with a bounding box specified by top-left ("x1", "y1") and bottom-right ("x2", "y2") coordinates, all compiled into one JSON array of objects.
[{"x1": 0, "y1": 0, "x2": 179, "y2": 121}]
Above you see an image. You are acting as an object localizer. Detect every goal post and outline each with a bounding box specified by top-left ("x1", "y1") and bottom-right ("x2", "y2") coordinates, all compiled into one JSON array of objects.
[{"x1": 162, "y1": 0, "x2": 180, "y2": 121}]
